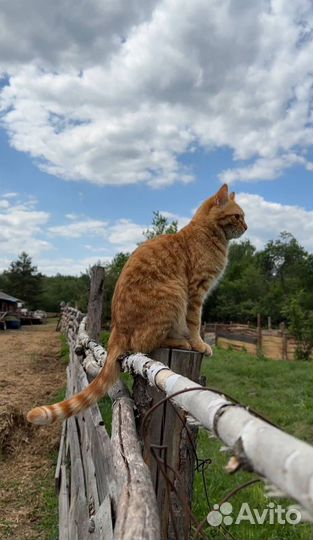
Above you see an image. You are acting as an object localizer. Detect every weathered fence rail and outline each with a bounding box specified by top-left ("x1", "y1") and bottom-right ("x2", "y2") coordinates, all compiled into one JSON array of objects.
[
  {"x1": 56, "y1": 267, "x2": 313, "y2": 539},
  {"x1": 56, "y1": 305, "x2": 160, "y2": 540}
]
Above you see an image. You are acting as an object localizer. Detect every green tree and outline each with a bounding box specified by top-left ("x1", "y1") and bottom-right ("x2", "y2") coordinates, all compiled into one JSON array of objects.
[
  {"x1": 203, "y1": 232, "x2": 312, "y2": 327},
  {"x1": 4, "y1": 252, "x2": 43, "y2": 309},
  {"x1": 103, "y1": 252, "x2": 130, "y2": 321},
  {"x1": 203, "y1": 240, "x2": 264, "y2": 322},
  {"x1": 142, "y1": 211, "x2": 178, "y2": 241},
  {"x1": 40, "y1": 273, "x2": 90, "y2": 312},
  {"x1": 257, "y1": 232, "x2": 312, "y2": 322}
]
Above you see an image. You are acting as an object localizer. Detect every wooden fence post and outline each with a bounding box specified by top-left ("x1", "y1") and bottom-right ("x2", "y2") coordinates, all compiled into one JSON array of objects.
[
  {"x1": 86, "y1": 265, "x2": 105, "y2": 341},
  {"x1": 280, "y1": 322, "x2": 288, "y2": 360},
  {"x1": 267, "y1": 316, "x2": 271, "y2": 330},
  {"x1": 57, "y1": 270, "x2": 161, "y2": 539},
  {"x1": 133, "y1": 348, "x2": 203, "y2": 540},
  {"x1": 257, "y1": 313, "x2": 262, "y2": 356}
]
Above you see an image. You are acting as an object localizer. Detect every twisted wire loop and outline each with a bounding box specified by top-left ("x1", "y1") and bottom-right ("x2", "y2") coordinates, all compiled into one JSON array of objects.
[{"x1": 141, "y1": 386, "x2": 263, "y2": 540}]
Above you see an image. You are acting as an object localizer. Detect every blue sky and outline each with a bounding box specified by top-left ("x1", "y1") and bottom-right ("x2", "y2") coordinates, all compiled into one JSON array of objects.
[{"x1": 0, "y1": 0, "x2": 312, "y2": 275}]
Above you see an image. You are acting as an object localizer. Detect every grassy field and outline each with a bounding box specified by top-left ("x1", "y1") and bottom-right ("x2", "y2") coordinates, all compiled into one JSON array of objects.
[
  {"x1": 99, "y1": 344, "x2": 312, "y2": 539},
  {"x1": 192, "y1": 347, "x2": 312, "y2": 539}
]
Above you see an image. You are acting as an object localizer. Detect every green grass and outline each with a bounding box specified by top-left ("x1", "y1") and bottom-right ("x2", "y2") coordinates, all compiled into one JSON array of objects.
[
  {"x1": 98, "y1": 329, "x2": 132, "y2": 435},
  {"x1": 33, "y1": 449, "x2": 60, "y2": 540},
  {"x1": 101, "y1": 330, "x2": 110, "y2": 349},
  {"x1": 191, "y1": 347, "x2": 313, "y2": 539},
  {"x1": 59, "y1": 334, "x2": 70, "y2": 364},
  {"x1": 34, "y1": 385, "x2": 66, "y2": 540},
  {"x1": 98, "y1": 372, "x2": 132, "y2": 436}
]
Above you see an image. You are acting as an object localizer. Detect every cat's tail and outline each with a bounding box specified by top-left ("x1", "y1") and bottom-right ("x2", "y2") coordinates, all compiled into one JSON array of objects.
[{"x1": 26, "y1": 342, "x2": 123, "y2": 425}]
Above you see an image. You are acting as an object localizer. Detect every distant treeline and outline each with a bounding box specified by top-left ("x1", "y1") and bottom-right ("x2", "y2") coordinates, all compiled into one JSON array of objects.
[{"x1": 0, "y1": 218, "x2": 312, "y2": 356}]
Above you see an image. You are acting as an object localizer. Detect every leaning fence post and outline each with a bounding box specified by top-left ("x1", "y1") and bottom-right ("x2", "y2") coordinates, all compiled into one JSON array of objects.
[
  {"x1": 86, "y1": 265, "x2": 105, "y2": 341},
  {"x1": 280, "y1": 322, "x2": 288, "y2": 360},
  {"x1": 133, "y1": 347, "x2": 203, "y2": 540}
]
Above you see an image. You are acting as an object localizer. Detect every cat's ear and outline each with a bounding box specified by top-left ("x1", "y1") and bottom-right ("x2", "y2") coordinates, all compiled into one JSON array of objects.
[
  {"x1": 230, "y1": 192, "x2": 235, "y2": 201},
  {"x1": 215, "y1": 183, "x2": 229, "y2": 206}
]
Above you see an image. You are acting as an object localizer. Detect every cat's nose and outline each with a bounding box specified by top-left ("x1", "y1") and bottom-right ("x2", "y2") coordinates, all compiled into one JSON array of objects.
[{"x1": 243, "y1": 223, "x2": 248, "y2": 230}]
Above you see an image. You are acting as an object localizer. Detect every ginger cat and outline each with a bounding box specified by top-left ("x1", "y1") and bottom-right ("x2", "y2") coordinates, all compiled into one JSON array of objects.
[{"x1": 27, "y1": 183, "x2": 247, "y2": 425}]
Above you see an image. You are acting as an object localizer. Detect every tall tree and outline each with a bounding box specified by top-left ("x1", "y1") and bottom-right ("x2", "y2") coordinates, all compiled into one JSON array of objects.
[
  {"x1": 40, "y1": 273, "x2": 90, "y2": 312},
  {"x1": 103, "y1": 252, "x2": 130, "y2": 321},
  {"x1": 202, "y1": 239, "x2": 265, "y2": 322},
  {"x1": 4, "y1": 252, "x2": 43, "y2": 309},
  {"x1": 142, "y1": 211, "x2": 178, "y2": 241}
]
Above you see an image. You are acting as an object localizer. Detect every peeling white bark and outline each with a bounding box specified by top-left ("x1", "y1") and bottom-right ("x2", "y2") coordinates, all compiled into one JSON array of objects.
[{"x1": 77, "y1": 316, "x2": 107, "y2": 367}]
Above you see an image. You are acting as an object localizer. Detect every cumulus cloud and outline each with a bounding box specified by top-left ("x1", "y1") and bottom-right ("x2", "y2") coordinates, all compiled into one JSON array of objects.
[
  {"x1": 237, "y1": 193, "x2": 313, "y2": 251},
  {"x1": 106, "y1": 219, "x2": 145, "y2": 248},
  {"x1": 0, "y1": 0, "x2": 312, "y2": 187},
  {"x1": 0, "y1": 196, "x2": 51, "y2": 263},
  {"x1": 49, "y1": 219, "x2": 109, "y2": 238},
  {"x1": 0, "y1": 1, "x2": 157, "y2": 72},
  {"x1": 2, "y1": 192, "x2": 19, "y2": 198},
  {"x1": 36, "y1": 256, "x2": 112, "y2": 277},
  {"x1": 49, "y1": 216, "x2": 146, "y2": 252},
  {"x1": 219, "y1": 153, "x2": 313, "y2": 184}
]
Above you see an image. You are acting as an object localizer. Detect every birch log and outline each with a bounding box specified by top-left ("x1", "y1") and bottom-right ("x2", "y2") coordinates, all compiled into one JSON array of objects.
[{"x1": 122, "y1": 353, "x2": 313, "y2": 518}]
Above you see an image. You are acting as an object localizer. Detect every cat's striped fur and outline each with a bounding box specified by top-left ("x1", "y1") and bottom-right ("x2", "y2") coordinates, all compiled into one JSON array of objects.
[{"x1": 27, "y1": 183, "x2": 247, "y2": 425}]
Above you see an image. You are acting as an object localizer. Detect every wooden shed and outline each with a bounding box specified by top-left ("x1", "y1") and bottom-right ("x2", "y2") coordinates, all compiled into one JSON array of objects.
[{"x1": 0, "y1": 291, "x2": 22, "y2": 312}]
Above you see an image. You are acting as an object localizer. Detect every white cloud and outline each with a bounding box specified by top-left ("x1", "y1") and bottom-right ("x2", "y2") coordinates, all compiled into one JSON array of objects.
[
  {"x1": 107, "y1": 219, "x2": 145, "y2": 247},
  {"x1": 237, "y1": 193, "x2": 313, "y2": 251},
  {"x1": 49, "y1": 219, "x2": 109, "y2": 238},
  {"x1": 219, "y1": 153, "x2": 313, "y2": 183},
  {"x1": 0, "y1": 198, "x2": 51, "y2": 262},
  {"x1": 36, "y1": 256, "x2": 112, "y2": 277},
  {"x1": 0, "y1": 1, "x2": 157, "y2": 73},
  {"x1": 49, "y1": 216, "x2": 146, "y2": 252},
  {"x1": 0, "y1": 200, "x2": 10, "y2": 209},
  {"x1": 0, "y1": 0, "x2": 311, "y2": 187},
  {"x1": 2, "y1": 192, "x2": 19, "y2": 198}
]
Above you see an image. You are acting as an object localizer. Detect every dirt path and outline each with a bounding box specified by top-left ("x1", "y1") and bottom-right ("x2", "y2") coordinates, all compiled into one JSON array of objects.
[{"x1": 0, "y1": 321, "x2": 65, "y2": 539}]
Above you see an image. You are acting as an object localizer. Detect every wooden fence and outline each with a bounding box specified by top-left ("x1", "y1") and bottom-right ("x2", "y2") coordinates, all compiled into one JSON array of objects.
[
  {"x1": 203, "y1": 321, "x2": 301, "y2": 360},
  {"x1": 55, "y1": 268, "x2": 313, "y2": 539},
  {"x1": 56, "y1": 305, "x2": 160, "y2": 540}
]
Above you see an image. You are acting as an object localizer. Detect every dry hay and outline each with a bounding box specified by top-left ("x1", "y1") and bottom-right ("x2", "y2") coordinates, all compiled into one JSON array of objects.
[{"x1": 0, "y1": 404, "x2": 33, "y2": 457}]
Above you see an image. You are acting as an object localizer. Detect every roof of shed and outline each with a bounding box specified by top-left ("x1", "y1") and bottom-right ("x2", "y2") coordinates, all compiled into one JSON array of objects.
[{"x1": 0, "y1": 291, "x2": 22, "y2": 303}]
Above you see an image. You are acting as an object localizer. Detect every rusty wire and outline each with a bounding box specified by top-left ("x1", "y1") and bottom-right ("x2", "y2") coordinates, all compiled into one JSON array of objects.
[{"x1": 141, "y1": 384, "x2": 272, "y2": 540}]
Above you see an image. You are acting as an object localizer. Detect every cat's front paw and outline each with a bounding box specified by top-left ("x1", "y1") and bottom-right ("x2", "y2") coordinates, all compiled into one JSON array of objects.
[{"x1": 189, "y1": 339, "x2": 213, "y2": 357}]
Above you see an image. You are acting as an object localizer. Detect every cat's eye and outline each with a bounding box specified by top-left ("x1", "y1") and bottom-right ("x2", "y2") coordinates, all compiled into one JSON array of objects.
[{"x1": 235, "y1": 214, "x2": 240, "y2": 220}]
